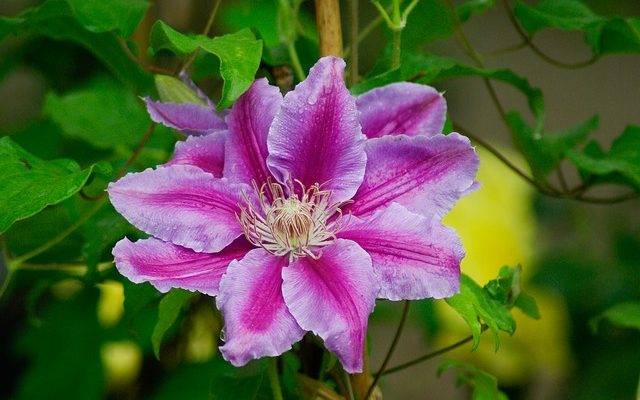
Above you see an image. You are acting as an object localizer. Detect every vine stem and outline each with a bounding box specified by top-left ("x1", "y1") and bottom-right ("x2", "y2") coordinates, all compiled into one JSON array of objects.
[
  {"x1": 314, "y1": 0, "x2": 343, "y2": 57},
  {"x1": 268, "y1": 358, "x2": 284, "y2": 400},
  {"x1": 381, "y1": 326, "x2": 488, "y2": 376},
  {"x1": 500, "y1": 0, "x2": 599, "y2": 69},
  {"x1": 342, "y1": 367, "x2": 355, "y2": 400},
  {"x1": 364, "y1": 301, "x2": 410, "y2": 399},
  {"x1": 287, "y1": 41, "x2": 306, "y2": 82},
  {"x1": 343, "y1": 7, "x2": 389, "y2": 58},
  {"x1": 179, "y1": 0, "x2": 222, "y2": 74}
]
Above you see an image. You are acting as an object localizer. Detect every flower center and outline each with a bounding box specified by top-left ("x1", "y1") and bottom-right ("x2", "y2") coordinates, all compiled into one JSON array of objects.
[{"x1": 238, "y1": 179, "x2": 348, "y2": 260}]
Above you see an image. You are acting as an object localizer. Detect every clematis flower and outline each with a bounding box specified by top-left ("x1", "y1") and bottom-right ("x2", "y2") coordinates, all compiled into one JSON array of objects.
[{"x1": 108, "y1": 57, "x2": 479, "y2": 373}]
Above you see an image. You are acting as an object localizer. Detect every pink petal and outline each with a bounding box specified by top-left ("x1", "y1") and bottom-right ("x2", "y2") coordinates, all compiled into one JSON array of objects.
[
  {"x1": 113, "y1": 236, "x2": 252, "y2": 296},
  {"x1": 349, "y1": 133, "x2": 479, "y2": 218},
  {"x1": 108, "y1": 165, "x2": 248, "y2": 253},
  {"x1": 164, "y1": 131, "x2": 226, "y2": 177},
  {"x1": 218, "y1": 249, "x2": 305, "y2": 366},
  {"x1": 357, "y1": 82, "x2": 446, "y2": 138},
  {"x1": 144, "y1": 98, "x2": 226, "y2": 136},
  {"x1": 282, "y1": 239, "x2": 378, "y2": 373},
  {"x1": 338, "y1": 203, "x2": 463, "y2": 300},
  {"x1": 267, "y1": 57, "x2": 366, "y2": 202},
  {"x1": 224, "y1": 79, "x2": 282, "y2": 186}
]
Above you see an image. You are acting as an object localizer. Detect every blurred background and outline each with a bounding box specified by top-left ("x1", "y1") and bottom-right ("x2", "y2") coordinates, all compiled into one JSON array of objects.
[{"x1": 1, "y1": 0, "x2": 639, "y2": 399}]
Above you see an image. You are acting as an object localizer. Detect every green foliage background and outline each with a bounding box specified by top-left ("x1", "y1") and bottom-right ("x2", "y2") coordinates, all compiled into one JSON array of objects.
[{"x1": 0, "y1": 0, "x2": 639, "y2": 399}]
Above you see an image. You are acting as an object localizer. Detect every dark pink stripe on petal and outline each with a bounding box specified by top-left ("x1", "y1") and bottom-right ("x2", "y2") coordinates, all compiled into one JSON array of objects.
[
  {"x1": 357, "y1": 82, "x2": 446, "y2": 138},
  {"x1": 282, "y1": 239, "x2": 378, "y2": 373},
  {"x1": 164, "y1": 131, "x2": 226, "y2": 177},
  {"x1": 350, "y1": 133, "x2": 479, "y2": 218},
  {"x1": 218, "y1": 249, "x2": 304, "y2": 366},
  {"x1": 339, "y1": 203, "x2": 462, "y2": 300},
  {"x1": 144, "y1": 98, "x2": 226, "y2": 136},
  {"x1": 108, "y1": 165, "x2": 248, "y2": 253},
  {"x1": 267, "y1": 57, "x2": 366, "y2": 202},
  {"x1": 113, "y1": 236, "x2": 252, "y2": 296},
  {"x1": 224, "y1": 79, "x2": 282, "y2": 186}
]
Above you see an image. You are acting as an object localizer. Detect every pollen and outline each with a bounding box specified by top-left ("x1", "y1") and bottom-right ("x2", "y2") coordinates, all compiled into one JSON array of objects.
[{"x1": 238, "y1": 179, "x2": 349, "y2": 261}]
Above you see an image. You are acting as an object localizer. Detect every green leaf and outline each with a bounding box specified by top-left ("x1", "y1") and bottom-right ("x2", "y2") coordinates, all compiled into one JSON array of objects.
[
  {"x1": 0, "y1": 0, "x2": 152, "y2": 92},
  {"x1": 64, "y1": 0, "x2": 149, "y2": 37},
  {"x1": 353, "y1": 53, "x2": 545, "y2": 130},
  {"x1": 587, "y1": 17, "x2": 640, "y2": 55},
  {"x1": 485, "y1": 265, "x2": 541, "y2": 319},
  {"x1": 445, "y1": 274, "x2": 516, "y2": 352},
  {"x1": 507, "y1": 113, "x2": 598, "y2": 181},
  {"x1": 513, "y1": 0, "x2": 602, "y2": 35},
  {"x1": 438, "y1": 360, "x2": 509, "y2": 400},
  {"x1": 15, "y1": 288, "x2": 104, "y2": 400},
  {"x1": 44, "y1": 77, "x2": 149, "y2": 150},
  {"x1": 149, "y1": 22, "x2": 262, "y2": 109},
  {"x1": 457, "y1": 0, "x2": 496, "y2": 23},
  {"x1": 155, "y1": 74, "x2": 207, "y2": 104},
  {"x1": 81, "y1": 204, "x2": 130, "y2": 275},
  {"x1": 210, "y1": 358, "x2": 268, "y2": 400},
  {"x1": 568, "y1": 125, "x2": 640, "y2": 190},
  {"x1": 151, "y1": 288, "x2": 197, "y2": 358},
  {"x1": 0, "y1": 137, "x2": 95, "y2": 234},
  {"x1": 591, "y1": 302, "x2": 640, "y2": 332}
]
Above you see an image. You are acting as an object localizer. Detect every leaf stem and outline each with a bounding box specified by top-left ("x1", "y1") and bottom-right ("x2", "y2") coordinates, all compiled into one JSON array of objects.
[
  {"x1": 382, "y1": 325, "x2": 488, "y2": 376},
  {"x1": 342, "y1": 367, "x2": 355, "y2": 400},
  {"x1": 179, "y1": 0, "x2": 222, "y2": 74},
  {"x1": 365, "y1": 300, "x2": 410, "y2": 400},
  {"x1": 500, "y1": 0, "x2": 599, "y2": 69},
  {"x1": 344, "y1": 8, "x2": 389, "y2": 58},
  {"x1": 117, "y1": 36, "x2": 174, "y2": 75},
  {"x1": 287, "y1": 41, "x2": 306, "y2": 81},
  {"x1": 8, "y1": 198, "x2": 108, "y2": 269},
  {"x1": 268, "y1": 358, "x2": 285, "y2": 400}
]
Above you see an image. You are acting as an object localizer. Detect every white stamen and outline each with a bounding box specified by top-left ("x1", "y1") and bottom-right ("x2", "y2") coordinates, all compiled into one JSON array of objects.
[{"x1": 238, "y1": 179, "x2": 350, "y2": 261}]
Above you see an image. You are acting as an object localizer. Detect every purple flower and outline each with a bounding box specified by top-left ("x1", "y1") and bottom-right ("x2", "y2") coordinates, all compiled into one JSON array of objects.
[{"x1": 108, "y1": 57, "x2": 479, "y2": 373}]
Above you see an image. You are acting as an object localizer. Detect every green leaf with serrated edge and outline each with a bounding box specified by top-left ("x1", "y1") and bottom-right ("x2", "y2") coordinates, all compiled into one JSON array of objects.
[
  {"x1": 457, "y1": 0, "x2": 496, "y2": 23},
  {"x1": 438, "y1": 360, "x2": 509, "y2": 400},
  {"x1": 210, "y1": 358, "x2": 268, "y2": 400},
  {"x1": 64, "y1": 0, "x2": 149, "y2": 37},
  {"x1": 352, "y1": 53, "x2": 545, "y2": 132},
  {"x1": 0, "y1": 0, "x2": 152, "y2": 92},
  {"x1": 568, "y1": 125, "x2": 640, "y2": 190},
  {"x1": 445, "y1": 274, "x2": 516, "y2": 352},
  {"x1": 44, "y1": 77, "x2": 149, "y2": 150},
  {"x1": 151, "y1": 289, "x2": 197, "y2": 358},
  {"x1": 590, "y1": 302, "x2": 640, "y2": 333},
  {"x1": 149, "y1": 22, "x2": 262, "y2": 109},
  {"x1": 513, "y1": 0, "x2": 602, "y2": 35},
  {"x1": 154, "y1": 75, "x2": 207, "y2": 104},
  {"x1": 0, "y1": 137, "x2": 95, "y2": 234},
  {"x1": 507, "y1": 112, "x2": 598, "y2": 182}
]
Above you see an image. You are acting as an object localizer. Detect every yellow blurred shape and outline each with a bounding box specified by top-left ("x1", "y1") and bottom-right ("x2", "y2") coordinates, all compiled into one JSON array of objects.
[
  {"x1": 101, "y1": 340, "x2": 143, "y2": 390},
  {"x1": 184, "y1": 303, "x2": 220, "y2": 362},
  {"x1": 97, "y1": 280, "x2": 125, "y2": 327},
  {"x1": 437, "y1": 147, "x2": 571, "y2": 385}
]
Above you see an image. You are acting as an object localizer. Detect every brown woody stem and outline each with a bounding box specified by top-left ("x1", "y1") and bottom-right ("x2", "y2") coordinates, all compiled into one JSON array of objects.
[{"x1": 315, "y1": 0, "x2": 343, "y2": 57}]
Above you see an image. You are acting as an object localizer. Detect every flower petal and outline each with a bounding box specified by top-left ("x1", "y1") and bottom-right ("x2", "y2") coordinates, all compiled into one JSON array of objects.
[
  {"x1": 144, "y1": 98, "x2": 226, "y2": 136},
  {"x1": 164, "y1": 131, "x2": 226, "y2": 177},
  {"x1": 113, "y1": 236, "x2": 252, "y2": 296},
  {"x1": 108, "y1": 165, "x2": 248, "y2": 253},
  {"x1": 218, "y1": 249, "x2": 305, "y2": 366},
  {"x1": 224, "y1": 79, "x2": 282, "y2": 186},
  {"x1": 267, "y1": 57, "x2": 366, "y2": 202},
  {"x1": 338, "y1": 203, "x2": 463, "y2": 300},
  {"x1": 357, "y1": 82, "x2": 446, "y2": 138},
  {"x1": 282, "y1": 239, "x2": 377, "y2": 373},
  {"x1": 349, "y1": 133, "x2": 479, "y2": 218},
  {"x1": 179, "y1": 71, "x2": 216, "y2": 108}
]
